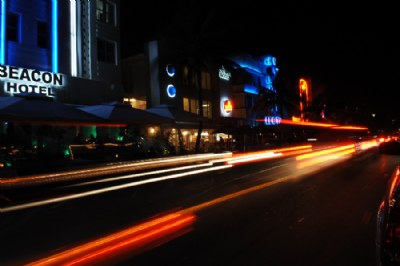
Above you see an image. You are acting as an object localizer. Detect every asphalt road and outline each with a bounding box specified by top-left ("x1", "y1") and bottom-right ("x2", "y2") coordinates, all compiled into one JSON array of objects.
[
  {"x1": 128, "y1": 151, "x2": 397, "y2": 266},
  {"x1": 0, "y1": 147, "x2": 397, "y2": 266}
]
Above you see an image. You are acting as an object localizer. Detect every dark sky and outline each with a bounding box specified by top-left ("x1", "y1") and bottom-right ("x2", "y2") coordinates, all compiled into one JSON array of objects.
[{"x1": 120, "y1": 1, "x2": 399, "y2": 116}]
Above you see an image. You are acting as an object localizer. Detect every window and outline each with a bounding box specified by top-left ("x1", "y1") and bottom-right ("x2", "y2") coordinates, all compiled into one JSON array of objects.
[
  {"x1": 190, "y1": 98, "x2": 198, "y2": 114},
  {"x1": 183, "y1": 97, "x2": 190, "y2": 112},
  {"x1": 97, "y1": 38, "x2": 116, "y2": 64},
  {"x1": 200, "y1": 70, "x2": 211, "y2": 90},
  {"x1": 6, "y1": 13, "x2": 20, "y2": 42},
  {"x1": 96, "y1": 0, "x2": 115, "y2": 25},
  {"x1": 202, "y1": 100, "x2": 212, "y2": 119},
  {"x1": 37, "y1": 21, "x2": 50, "y2": 49}
]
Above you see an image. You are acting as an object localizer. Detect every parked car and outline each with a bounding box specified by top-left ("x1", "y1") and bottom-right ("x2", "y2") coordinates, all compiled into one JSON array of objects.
[{"x1": 377, "y1": 140, "x2": 400, "y2": 265}]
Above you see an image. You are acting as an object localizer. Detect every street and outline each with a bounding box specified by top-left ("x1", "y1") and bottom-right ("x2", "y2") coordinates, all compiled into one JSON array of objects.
[{"x1": 0, "y1": 143, "x2": 396, "y2": 265}]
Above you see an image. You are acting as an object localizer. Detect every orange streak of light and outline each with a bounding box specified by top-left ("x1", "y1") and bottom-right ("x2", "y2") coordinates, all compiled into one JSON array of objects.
[
  {"x1": 256, "y1": 118, "x2": 368, "y2": 130},
  {"x1": 270, "y1": 145, "x2": 312, "y2": 153},
  {"x1": 231, "y1": 145, "x2": 312, "y2": 158},
  {"x1": 279, "y1": 148, "x2": 313, "y2": 157},
  {"x1": 279, "y1": 119, "x2": 338, "y2": 127},
  {"x1": 296, "y1": 148, "x2": 356, "y2": 169},
  {"x1": 331, "y1": 125, "x2": 368, "y2": 130},
  {"x1": 27, "y1": 213, "x2": 196, "y2": 266},
  {"x1": 296, "y1": 144, "x2": 355, "y2": 161},
  {"x1": 359, "y1": 140, "x2": 378, "y2": 150}
]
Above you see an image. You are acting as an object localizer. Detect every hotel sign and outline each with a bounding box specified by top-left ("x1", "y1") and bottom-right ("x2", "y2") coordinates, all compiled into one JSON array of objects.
[
  {"x1": 218, "y1": 66, "x2": 231, "y2": 81},
  {"x1": 0, "y1": 64, "x2": 66, "y2": 97}
]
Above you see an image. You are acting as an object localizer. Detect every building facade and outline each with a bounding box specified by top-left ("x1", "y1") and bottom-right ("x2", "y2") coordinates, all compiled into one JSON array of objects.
[
  {"x1": 0, "y1": 0, "x2": 123, "y2": 104},
  {"x1": 121, "y1": 40, "x2": 283, "y2": 151}
]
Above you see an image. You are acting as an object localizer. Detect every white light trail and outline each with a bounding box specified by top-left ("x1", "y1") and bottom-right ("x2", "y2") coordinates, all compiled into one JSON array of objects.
[
  {"x1": 0, "y1": 164, "x2": 232, "y2": 213},
  {"x1": 68, "y1": 163, "x2": 213, "y2": 187}
]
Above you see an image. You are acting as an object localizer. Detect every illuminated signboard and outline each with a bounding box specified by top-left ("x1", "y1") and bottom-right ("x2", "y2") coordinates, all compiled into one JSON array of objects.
[
  {"x1": 219, "y1": 66, "x2": 231, "y2": 81},
  {"x1": 264, "y1": 116, "x2": 281, "y2": 125},
  {"x1": 220, "y1": 97, "x2": 233, "y2": 116},
  {"x1": 0, "y1": 64, "x2": 66, "y2": 97},
  {"x1": 224, "y1": 100, "x2": 233, "y2": 113}
]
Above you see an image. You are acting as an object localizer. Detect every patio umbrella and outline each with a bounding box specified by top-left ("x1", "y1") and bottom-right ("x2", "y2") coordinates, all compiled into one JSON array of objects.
[
  {"x1": 146, "y1": 104, "x2": 208, "y2": 123},
  {"x1": 77, "y1": 101, "x2": 174, "y2": 125},
  {"x1": 0, "y1": 93, "x2": 106, "y2": 125}
]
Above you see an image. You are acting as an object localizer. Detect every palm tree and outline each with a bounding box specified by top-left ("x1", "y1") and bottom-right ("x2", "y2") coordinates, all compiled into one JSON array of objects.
[{"x1": 157, "y1": 3, "x2": 220, "y2": 152}]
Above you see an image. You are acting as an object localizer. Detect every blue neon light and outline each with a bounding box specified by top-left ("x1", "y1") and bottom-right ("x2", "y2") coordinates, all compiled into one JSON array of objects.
[
  {"x1": 0, "y1": 0, "x2": 5, "y2": 64},
  {"x1": 52, "y1": 0, "x2": 58, "y2": 73},
  {"x1": 167, "y1": 84, "x2": 176, "y2": 98},
  {"x1": 263, "y1": 56, "x2": 276, "y2": 66},
  {"x1": 264, "y1": 116, "x2": 281, "y2": 125},
  {"x1": 166, "y1": 64, "x2": 175, "y2": 77},
  {"x1": 244, "y1": 84, "x2": 258, "y2": 95}
]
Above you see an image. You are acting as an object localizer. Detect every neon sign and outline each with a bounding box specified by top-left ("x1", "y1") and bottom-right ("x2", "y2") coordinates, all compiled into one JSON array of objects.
[
  {"x1": 0, "y1": 0, "x2": 5, "y2": 65},
  {"x1": 219, "y1": 66, "x2": 231, "y2": 81},
  {"x1": 166, "y1": 84, "x2": 176, "y2": 98},
  {"x1": 264, "y1": 116, "x2": 281, "y2": 125},
  {"x1": 224, "y1": 100, "x2": 233, "y2": 113},
  {"x1": 166, "y1": 64, "x2": 175, "y2": 77},
  {"x1": 0, "y1": 64, "x2": 66, "y2": 97}
]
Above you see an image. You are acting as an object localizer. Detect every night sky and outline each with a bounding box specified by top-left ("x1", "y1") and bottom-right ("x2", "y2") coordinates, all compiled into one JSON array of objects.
[{"x1": 120, "y1": 1, "x2": 399, "y2": 118}]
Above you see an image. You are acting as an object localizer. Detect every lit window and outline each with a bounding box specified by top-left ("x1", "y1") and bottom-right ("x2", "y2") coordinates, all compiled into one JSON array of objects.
[
  {"x1": 203, "y1": 100, "x2": 212, "y2": 119},
  {"x1": 190, "y1": 98, "x2": 199, "y2": 114},
  {"x1": 183, "y1": 97, "x2": 189, "y2": 112},
  {"x1": 96, "y1": 0, "x2": 115, "y2": 25}
]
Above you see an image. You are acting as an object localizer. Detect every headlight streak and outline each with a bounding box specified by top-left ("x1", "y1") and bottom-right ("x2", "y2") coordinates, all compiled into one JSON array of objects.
[
  {"x1": 26, "y1": 172, "x2": 300, "y2": 266},
  {"x1": 211, "y1": 145, "x2": 312, "y2": 165},
  {"x1": 66, "y1": 163, "x2": 213, "y2": 188},
  {"x1": 359, "y1": 139, "x2": 379, "y2": 150},
  {"x1": 296, "y1": 144, "x2": 355, "y2": 161},
  {"x1": 296, "y1": 148, "x2": 355, "y2": 169},
  {"x1": 0, "y1": 153, "x2": 232, "y2": 188},
  {"x1": 25, "y1": 144, "x2": 364, "y2": 265},
  {"x1": 295, "y1": 144, "x2": 356, "y2": 170},
  {"x1": 225, "y1": 152, "x2": 282, "y2": 165},
  {"x1": 0, "y1": 164, "x2": 232, "y2": 213},
  {"x1": 26, "y1": 212, "x2": 196, "y2": 266}
]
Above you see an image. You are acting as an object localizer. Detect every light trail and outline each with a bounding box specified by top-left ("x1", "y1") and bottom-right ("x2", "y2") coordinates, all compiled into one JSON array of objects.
[
  {"x1": 26, "y1": 143, "x2": 364, "y2": 265},
  {"x1": 0, "y1": 153, "x2": 232, "y2": 188},
  {"x1": 67, "y1": 163, "x2": 213, "y2": 187},
  {"x1": 296, "y1": 148, "x2": 356, "y2": 169},
  {"x1": 0, "y1": 164, "x2": 232, "y2": 213},
  {"x1": 296, "y1": 144, "x2": 355, "y2": 161},
  {"x1": 211, "y1": 145, "x2": 312, "y2": 165},
  {"x1": 26, "y1": 212, "x2": 196, "y2": 266},
  {"x1": 226, "y1": 152, "x2": 282, "y2": 165},
  {"x1": 27, "y1": 172, "x2": 299, "y2": 266}
]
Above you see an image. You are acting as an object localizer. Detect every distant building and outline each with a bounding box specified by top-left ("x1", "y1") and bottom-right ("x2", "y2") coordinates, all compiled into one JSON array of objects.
[
  {"x1": 121, "y1": 40, "x2": 282, "y2": 150},
  {"x1": 0, "y1": 0, "x2": 123, "y2": 104}
]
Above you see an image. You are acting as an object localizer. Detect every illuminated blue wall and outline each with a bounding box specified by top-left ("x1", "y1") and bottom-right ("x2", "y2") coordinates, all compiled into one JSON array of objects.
[
  {"x1": 231, "y1": 54, "x2": 279, "y2": 93},
  {"x1": 230, "y1": 54, "x2": 281, "y2": 126},
  {"x1": 0, "y1": 0, "x2": 55, "y2": 71}
]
